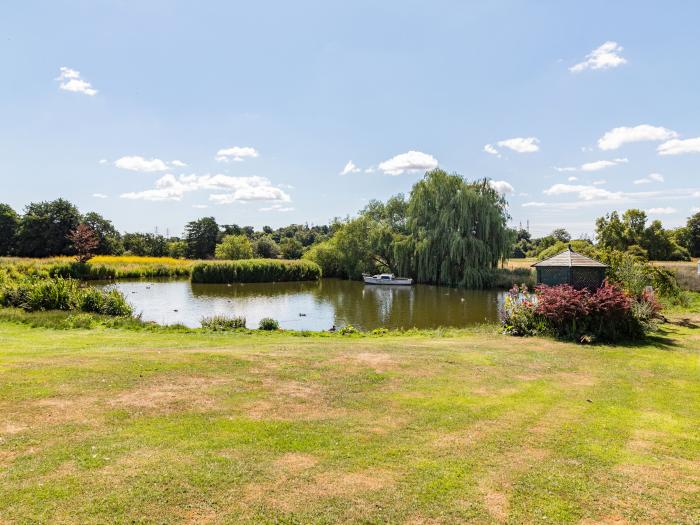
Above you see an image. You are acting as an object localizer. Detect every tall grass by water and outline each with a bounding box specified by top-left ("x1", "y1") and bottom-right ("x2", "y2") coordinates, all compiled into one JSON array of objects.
[
  {"x1": 0, "y1": 274, "x2": 132, "y2": 316},
  {"x1": 191, "y1": 259, "x2": 322, "y2": 283},
  {"x1": 0, "y1": 256, "x2": 193, "y2": 280}
]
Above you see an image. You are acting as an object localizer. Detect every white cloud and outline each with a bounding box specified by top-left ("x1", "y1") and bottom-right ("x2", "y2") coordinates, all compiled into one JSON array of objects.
[
  {"x1": 98, "y1": 159, "x2": 107, "y2": 165},
  {"x1": 597, "y1": 125, "x2": 678, "y2": 150},
  {"x1": 543, "y1": 184, "x2": 622, "y2": 201},
  {"x1": 568, "y1": 176, "x2": 578, "y2": 182},
  {"x1": 92, "y1": 193, "x2": 108, "y2": 199},
  {"x1": 592, "y1": 179, "x2": 607, "y2": 186},
  {"x1": 215, "y1": 146, "x2": 259, "y2": 162},
  {"x1": 192, "y1": 204, "x2": 208, "y2": 209},
  {"x1": 171, "y1": 160, "x2": 187, "y2": 167},
  {"x1": 692, "y1": 207, "x2": 700, "y2": 213},
  {"x1": 364, "y1": 166, "x2": 375, "y2": 173},
  {"x1": 554, "y1": 166, "x2": 577, "y2": 172},
  {"x1": 526, "y1": 186, "x2": 700, "y2": 211},
  {"x1": 496, "y1": 137, "x2": 540, "y2": 153},
  {"x1": 580, "y1": 158, "x2": 628, "y2": 171},
  {"x1": 489, "y1": 180, "x2": 514, "y2": 194},
  {"x1": 634, "y1": 173, "x2": 664, "y2": 185},
  {"x1": 483, "y1": 144, "x2": 500, "y2": 156},
  {"x1": 657, "y1": 137, "x2": 700, "y2": 156},
  {"x1": 378, "y1": 150, "x2": 438, "y2": 175},
  {"x1": 259, "y1": 203, "x2": 295, "y2": 212},
  {"x1": 647, "y1": 207, "x2": 676, "y2": 215},
  {"x1": 121, "y1": 173, "x2": 291, "y2": 204},
  {"x1": 522, "y1": 202, "x2": 547, "y2": 208},
  {"x1": 340, "y1": 160, "x2": 360, "y2": 176},
  {"x1": 56, "y1": 67, "x2": 98, "y2": 96},
  {"x1": 570, "y1": 41, "x2": 627, "y2": 73},
  {"x1": 115, "y1": 156, "x2": 169, "y2": 172}
]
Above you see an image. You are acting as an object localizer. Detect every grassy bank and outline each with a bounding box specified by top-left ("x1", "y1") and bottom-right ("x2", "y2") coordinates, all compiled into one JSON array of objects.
[
  {"x1": 0, "y1": 316, "x2": 698, "y2": 523},
  {"x1": 191, "y1": 259, "x2": 322, "y2": 283}
]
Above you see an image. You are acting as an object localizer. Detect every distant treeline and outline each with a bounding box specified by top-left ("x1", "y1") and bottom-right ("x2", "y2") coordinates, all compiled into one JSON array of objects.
[
  {"x1": 511, "y1": 210, "x2": 700, "y2": 262},
  {"x1": 0, "y1": 199, "x2": 332, "y2": 260},
  {"x1": 2, "y1": 169, "x2": 698, "y2": 288}
]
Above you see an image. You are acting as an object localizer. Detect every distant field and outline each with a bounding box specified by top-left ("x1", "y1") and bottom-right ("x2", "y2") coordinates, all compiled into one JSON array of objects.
[
  {"x1": 652, "y1": 259, "x2": 700, "y2": 291},
  {"x1": 502, "y1": 258, "x2": 537, "y2": 270}
]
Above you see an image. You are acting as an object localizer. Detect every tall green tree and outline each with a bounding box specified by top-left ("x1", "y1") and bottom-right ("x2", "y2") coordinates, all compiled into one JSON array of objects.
[
  {"x1": 280, "y1": 238, "x2": 303, "y2": 259},
  {"x1": 595, "y1": 211, "x2": 627, "y2": 251},
  {"x1": 396, "y1": 170, "x2": 512, "y2": 287},
  {"x1": 184, "y1": 217, "x2": 219, "y2": 259},
  {"x1": 215, "y1": 235, "x2": 253, "y2": 260},
  {"x1": 83, "y1": 211, "x2": 123, "y2": 254},
  {"x1": 0, "y1": 203, "x2": 19, "y2": 255},
  {"x1": 16, "y1": 199, "x2": 81, "y2": 257},
  {"x1": 550, "y1": 228, "x2": 571, "y2": 243},
  {"x1": 122, "y1": 233, "x2": 168, "y2": 256},
  {"x1": 685, "y1": 212, "x2": 700, "y2": 257},
  {"x1": 253, "y1": 235, "x2": 281, "y2": 258},
  {"x1": 596, "y1": 209, "x2": 689, "y2": 261}
]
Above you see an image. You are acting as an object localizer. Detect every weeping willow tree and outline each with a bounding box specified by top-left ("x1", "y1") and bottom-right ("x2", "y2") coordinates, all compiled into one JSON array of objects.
[{"x1": 395, "y1": 169, "x2": 513, "y2": 288}]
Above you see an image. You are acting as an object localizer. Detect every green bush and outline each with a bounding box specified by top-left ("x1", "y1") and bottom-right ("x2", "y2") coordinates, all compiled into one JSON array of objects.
[
  {"x1": 537, "y1": 240, "x2": 597, "y2": 261},
  {"x1": 216, "y1": 235, "x2": 254, "y2": 260},
  {"x1": 201, "y1": 315, "x2": 247, "y2": 330},
  {"x1": 258, "y1": 317, "x2": 279, "y2": 330},
  {"x1": 0, "y1": 276, "x2": 132, "y2": 316},
  {"x1": 598, "y1": 249, "x2": 685, "y2": 303},
  {"x1": 500, "y1": 282, "x2": 662, "y2": 343},
  {"x1": 302, "y1": 240, "x2": 346, "y2": 278},
  {"x1": 191, "y1": 259, "x2": 321, "y2": 283},
  {"x1": 338, "y1": 325, "x2": 358, "y2": 335}
]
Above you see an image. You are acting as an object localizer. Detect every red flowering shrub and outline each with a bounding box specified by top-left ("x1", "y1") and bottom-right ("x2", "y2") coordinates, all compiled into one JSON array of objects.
[{"x1": 534, "y1": 281, "x2": 647, "y2": 342}]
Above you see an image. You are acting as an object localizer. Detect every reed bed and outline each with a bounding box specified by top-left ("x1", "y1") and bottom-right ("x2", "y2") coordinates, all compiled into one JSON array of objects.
[
  {"x1": 0, "y1": 256, "x2": 194, "y2": 280},
  {"x1": 191, "y1": 259, "x2": 322, "y2": 283}
]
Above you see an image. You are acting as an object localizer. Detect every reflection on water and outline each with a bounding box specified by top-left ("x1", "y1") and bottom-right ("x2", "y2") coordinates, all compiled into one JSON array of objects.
[{"x1": 100, "y1": 278, "x2": 505, "y2": 330}]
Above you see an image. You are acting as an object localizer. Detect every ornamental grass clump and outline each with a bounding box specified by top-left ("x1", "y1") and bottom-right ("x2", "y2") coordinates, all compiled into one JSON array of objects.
[
  {"x1": 200, "y1": 315, "x2": 247, "y2": 330},
  {"x1": 500, "y1": 285, "x2": 547, "y2": 337}
]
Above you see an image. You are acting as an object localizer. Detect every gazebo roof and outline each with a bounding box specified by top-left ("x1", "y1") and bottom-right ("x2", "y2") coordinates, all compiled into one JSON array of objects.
[{"x1": 531, "y1": 246, "x2": 608, "y2": 268}]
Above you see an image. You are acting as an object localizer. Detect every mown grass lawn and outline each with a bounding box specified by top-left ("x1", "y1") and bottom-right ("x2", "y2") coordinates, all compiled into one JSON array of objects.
[{"x1": 0, "y1": 319, "x2": 698, "y2": 524}]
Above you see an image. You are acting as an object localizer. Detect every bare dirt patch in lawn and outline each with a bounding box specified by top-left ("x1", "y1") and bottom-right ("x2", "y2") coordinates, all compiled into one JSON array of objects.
[
  {"x1": 109, "y1": 375, "x2": 232, "y2": 413},
  {"x1": 273, "y1": 452, "x2": 319, "y2": 473},
  {"x1": 242, "y1": 467, "x2": 394, "y2": 513},
  {"x1": 608, "y1": 458, "x2": 700, "y2": 523},
  {"x1": 341, "y1": 351, "x2": 398, "y2": 372},
  {"x1": 579, "y1": 515, "x2": 630, "y2": 525},
  {"x1": 245, "y1": 377, "x2": 348, "y2": 421},
  {"x1": 0, "y1": 422, "x2": 27, "y2": 435}
]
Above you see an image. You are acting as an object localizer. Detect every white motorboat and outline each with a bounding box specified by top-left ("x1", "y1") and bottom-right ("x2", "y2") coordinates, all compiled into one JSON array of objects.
[{"x1": 362, "y1": 273, "x2": 413, "y2": 285}]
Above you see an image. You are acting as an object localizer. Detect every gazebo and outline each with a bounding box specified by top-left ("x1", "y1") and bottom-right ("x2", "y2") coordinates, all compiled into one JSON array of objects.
[{"x1": 531, "y1": 245, "x2": 608, "y2": 289}]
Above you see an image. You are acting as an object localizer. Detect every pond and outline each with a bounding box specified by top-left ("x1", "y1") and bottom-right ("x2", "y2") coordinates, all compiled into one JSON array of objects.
[{"x1": 99, "y1": 279, "x2": 506, "y2": 331}]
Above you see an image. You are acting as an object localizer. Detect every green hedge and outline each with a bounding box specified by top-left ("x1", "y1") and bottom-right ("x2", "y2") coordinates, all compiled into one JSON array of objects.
[{"x1": 191, "y1": 259, "x2": 322, "y2": 283}]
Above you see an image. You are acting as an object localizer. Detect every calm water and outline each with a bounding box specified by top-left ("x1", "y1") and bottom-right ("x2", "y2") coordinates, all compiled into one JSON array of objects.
[{"x1": 99, "y1": 279, "x2": 505, "y2": 330}]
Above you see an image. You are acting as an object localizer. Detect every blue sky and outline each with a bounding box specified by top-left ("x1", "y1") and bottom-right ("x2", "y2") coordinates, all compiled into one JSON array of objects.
[{"x1": 2, "y1": 1, "x2": 699, "y2": 237}]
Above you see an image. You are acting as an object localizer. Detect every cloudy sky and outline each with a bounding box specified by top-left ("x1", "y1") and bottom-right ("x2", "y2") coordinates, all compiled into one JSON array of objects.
[{"x1": 1, "y1": 1, "x2": 699, "y2": 236}]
